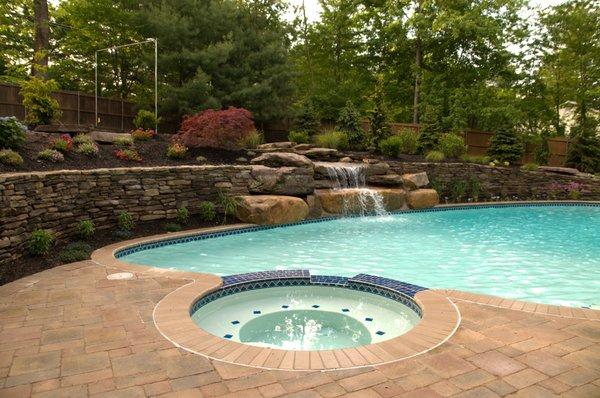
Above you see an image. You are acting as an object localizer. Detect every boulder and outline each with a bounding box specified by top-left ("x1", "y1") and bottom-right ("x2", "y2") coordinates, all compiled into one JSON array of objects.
[
  {"x1": 367, "y1": 173, "x2": 404, "y2": 187},
  {"x1": 402, "y1": 172, "x2": 430, "y2": 190},
  {"x1": 235, "y1": 195, "x2": 309, "y2": 225},
  {"x1": 298, "y1": 148, "x2": 340, "y2": 159},
  {"x1": 305, "y1": 194, "x2": 323, "y2": 219},
  {"x1": 316, "y1": 188, "x2": 406, "y2": 214},
  {"x1": 249, "y1": 165, "x2": 314, "y2": 196},
  {"x1": 90, "y1": 130, "x2": 131, "y2": 144},
  {"x1": 294, "y1": 143, "x2": 314, "y2": 151},
  {"x1": 250, "y1": 152, "x2": 313, "y2": 168},
  {"x1": 407, "y1": 189, "x2": 439, "y2": 209},
  {"x1": 365, "y1": 161, "x2": 390, "y2": 176},
  {"x1": 340, "y1": 157, "x2": 353, "y2": 163},
  {"x1": 257, "y1": 142, "x2": 294, "y2": 150}
]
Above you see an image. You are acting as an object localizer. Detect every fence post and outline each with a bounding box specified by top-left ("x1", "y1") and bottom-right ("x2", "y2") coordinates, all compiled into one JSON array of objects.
[
  {"x1": 121, "y1": 98, "x2": 124, "y2": 131},
  {"x1": 77, "y1": 91, "x2": 80, "y2": 125}
]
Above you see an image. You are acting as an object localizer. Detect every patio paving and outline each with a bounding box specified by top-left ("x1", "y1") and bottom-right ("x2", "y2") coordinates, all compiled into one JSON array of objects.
[{"x1": 0, "y1": 261, "x2": 598, "y2": 397}]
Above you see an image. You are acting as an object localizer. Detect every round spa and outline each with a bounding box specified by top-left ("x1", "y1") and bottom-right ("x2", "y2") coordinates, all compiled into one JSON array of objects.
[{"x1": 190, "y1": 284, "x2": 421, "y2": 351}]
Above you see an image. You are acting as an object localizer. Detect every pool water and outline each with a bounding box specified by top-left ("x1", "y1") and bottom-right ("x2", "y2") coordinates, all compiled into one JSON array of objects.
[
  {"x1": 122, "y1": 205, "x2": 600, "y2": 307},
  {"x1": 191, "y1": 286, "x2": 420, "y2": 350}
]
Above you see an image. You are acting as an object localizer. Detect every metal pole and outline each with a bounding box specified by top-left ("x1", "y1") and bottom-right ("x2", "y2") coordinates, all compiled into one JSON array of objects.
[
  {"x1": 94, "y1": 51, "x2": 98, "y2": 127},
  {"x1": 154, "y1": 38, "x2": 158, "y2": 134}
]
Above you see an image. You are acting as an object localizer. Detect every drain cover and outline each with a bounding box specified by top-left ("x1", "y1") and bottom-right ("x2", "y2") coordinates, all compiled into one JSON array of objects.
[{"x1": 106, "y1": 272, "x2": 134, "y2": 280}]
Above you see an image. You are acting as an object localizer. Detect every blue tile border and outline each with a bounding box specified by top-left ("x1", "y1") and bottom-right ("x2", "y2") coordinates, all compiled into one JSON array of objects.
[
  {"x1": 114, "y1": 202, "x2": 600, "y2": 259},
  {"x1": 189, "y1": 270, "x2": 425, "y2": 319}
]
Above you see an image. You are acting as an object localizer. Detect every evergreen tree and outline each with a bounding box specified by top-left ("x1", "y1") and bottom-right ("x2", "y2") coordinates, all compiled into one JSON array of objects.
[
  {"x1": 336, "y1": 100, "x2": 365, "y2": 149},
  {"x1": 565, "y1": 125, "x2": 600, "y2": 173},
  {"x1": 367, "y1": 83, "x2": 390, "y2": 151},
  {"x1": 487, "y1": 125, "x2": 524, "y2": 164},
  {"x1": 294, "y1": 99, "x2": 320, "y2": 135},
  {"x1": 417, "y1": 123, "x2": 441, "y2": 154}
]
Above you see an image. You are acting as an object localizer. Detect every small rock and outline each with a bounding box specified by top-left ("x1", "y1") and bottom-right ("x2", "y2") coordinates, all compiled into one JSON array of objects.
[
  {"x1": 258, "y1": 142, "x2": 294, "y2": 150},
  {"x1": 196, "y1": 156, "x2": 207, "y2": 163},
  {"x1": 246, "y1": 151, "x2": 257, "y2": 157},
  {"x1": 300, "y1": 148, "x2": 340, "y2": 159},
  {"x1": 362, "y1": 158, "x2": 379, "y2": 164},
  {"x1": 367, "y1": 174, "x2": 404, "y2": 187},
  {"x1": 250, "y1": 152, "x2": 313, "y2": 168},
  {"x1": 340, "y1": 157, "x2": 353, "y2": 163},
  {"x1": 402, "y1": 172, "x2": 430, "y2": 190},
  {"x1": 365, "y1": 162, "x2": 390, "y2": 176},
  {"x1": 236, "y1": 157, "x2": 248, "y2": 163},
  {"x1": 294, "y1": 144, "x2": 314, "y2": 151}
]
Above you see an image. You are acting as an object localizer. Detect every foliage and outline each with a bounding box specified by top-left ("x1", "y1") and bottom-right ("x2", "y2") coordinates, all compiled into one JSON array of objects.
[
  {"x1": 437, "y1": 133, "x2": 467, "y2": 159},
  {"x1": 76, "y1": 219, "x2": 95, "y2": 240},
  {"x1": 429, "y1": 179, "x2": 445, "y2": 196},
  {"x1": 294, "y1": 99, "x2": 321, "y2": 135},
  {"x1": 314, "y1": 131, "x2": 349, "y2": 150},
  {"x1": 218, "y1": 191, "x2": 237, "y2": 224},
  {"x1": 20, "y1": 77, "x2": 61, "y2": 125},
  {"x1": 521, "y1": 163, "x2": 540, "y2": 171},
  {"x1": 131, "y1": 128, "x2": 155, "y2": 141},
  {"x1": 425, "y1": 150, "x2": 445, "y2": 162},
  {"x1": 163, "y1": 222, "x2": 181, "y2": 232},
  {"x1": 133, "y1": 110, "x2": 160, "y2": 129},
  {"x1": 488, "y1": 125, "x2": 524, "y2": 164},
  {"x1": 114, "y1": 136, "x2": 134, "y2": 148},
  {"x1": 367, "y1": 83, "x2": 390, "y2": 150},
  {"x1": 174, "y1": 107, "x2": 255, "y2": 150},
  {"x1": 199, "y1": 201, "x2": 216, "y2": 221},
  {"x1": 534, "y1": 135, "x2": 550, "y2": 165},
  {"x1": 418, "y1": 124, "x2": 441, "y2": 154},
  {"x1": 565, "y1": 130, "x2": 600, "y2": 173},
  {"x1": 37, "y1": 149, "x2": 64, "y2": 162},
  {"x1": 76, "y1": 142, "x2": 99, "y2": 157},
  {"x1": 73, "y1": 134, "x2": 93, "y2": 145},
  {"x1": 379, "y1": 131, "x2": 419, "y2": 157},
  {"x1": 28, "y1": 229, "x2": 54, "y2": 256},
  {"x1": 117, "y1": 211, "x2": 135, "y2": 231},
  {"x1": 0, "y1": 116, "x2": 27, "y2": 149},
  {"x1": 175, "y1": 206, "x2": 189, "y2": 225},
  {"x1": 0, "y1": 149, "x2": 23, "y2": 166},
  {"x1": 288, "y1": 131, "x2": 310, "y2": 144},
  {"x1": 50, "y1": 134, "x2": 73, "y2": 153},
  {"x1": 336, "y1": 100, "x2": 365, "y2": 149},
  {"x1": 166, "y1": 142, "x2": 188, "y2": 159},
  {"x1": 469, "y1": 177, "x2": 482, "y2": 202},
  {"x1": 460, "y1": 154, "x2": 490, "y2": 164},
  {"x1": 114, "y1": 148, "x2": 142, "y2": 161},
  {"x1": 59, "y1": 242, "x2": 92, "y2": 263},
  {"x1": 238, "y1": 130, "x2": 264, "y2": 149},
  {"x1": 450, "y1": 180, "x2": 468, "y2": 203}
]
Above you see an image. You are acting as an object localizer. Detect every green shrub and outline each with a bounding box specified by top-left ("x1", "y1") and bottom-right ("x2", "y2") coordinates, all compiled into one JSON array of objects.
[
  {"x1": 565, "y1": 130, "x2": 600, "y2": 173},
  {"x1": 488, "y1": 125, "x2": 524, "y2": 164},
  {"x1": 176, "y1": 206, "x2": 189, "y2": 225},
  {"x1": 76, "y1": 142, "x2": 99, "y2": 157},
  {"x1": 0, "y1": 149, "x2": 24, "y2": 166},
  {"x1": 367, "y1": 87, "x2": 390, "y2": 150},
  {"x1": 379, "y1": 131, "x2": 419, "y2": 157},
  {"x1": 59, "y1": 242, "x2": 92, "y2": 263},
  {"x1": 28, "y1": 229, "x2": 54, "y2": 256},
  {"x1": 430, "y1": 179, "x2": 445, "y2": 195},
  {"x1": 295, "y1": 99, "x2": 320, "y2": 135},
  {"x1": 425, "y1": 150, "x2": 445, "y2": 162},
  {"x1": 37, "y1": 149, "x2": 64, "y2": 162},
  {"x1": 73, "y1": 134, "x2": 93, "y2": 145},
  {"x1": 118, "y1": 211, "x2": 135, "y2": 231},
  {"x1": 288, "y1": 130, "x2": 310, "y2": 144},
  {"x1": 114, "y1": 136, "x2": 134, "y2": 148},
  {"x1": 218, "y1": 191, "x2": 237, "y2": 224},
  {"x1": 521, "y1": 163, "x2": 539, "y2": 171},
  {"x1": 469, "y1": 176, "x2": 482, "y2": 201},
  {"x1": 438, "y1": 133, "x2": 467, "y2": 158},
  {"x1": 418, "y1": 124, "x2": 441, "y2": 154},
  {"x1": 238, "y1": 130, "x2": 264, "y2": 149},
  {"x1": 379, "y1": 136, "x2": 402, "y2": 157},
  {"x1": 20, "y1": 77, "x2": 61, "y2": 125},
  {"x1": 0, "y1": 117, "x2": 27, "y2": 149},
  {"x1": 164, "y1": 223, "x2": 182, "y2": 232},
  {"x1": 534, "y1": 134, "x2": 550, "y2": 165},
  {"x1": 460, "y1": 154, "x2": 490, "y2": 164},
  {"x1": 133, "y1": 110, "x2": 160, "y2": 129},
  {"x1": 50, "y1": 134, "x2": 73, "y2": 153},
  {"x1": 166, "y1": 142, "x2": 188, "y2": 159},
  {"x1": 113, "y1": 230, "x2": 133, "y2": 240},
  {"x1": 450, "y1": 180, "x2": 468, "y2": 203},
  {"x1": 76, "y1": 220, "x2": 95, "y2": 240},
  {"x1": 315, "y1": 131, "x2": 349, "y2": 150},
  {"x1": 199, "y1": 201, "x2": 216, "y2": 221},
  {"x1": 337, "y1": 100, "x2": 365, "y2": 149}
]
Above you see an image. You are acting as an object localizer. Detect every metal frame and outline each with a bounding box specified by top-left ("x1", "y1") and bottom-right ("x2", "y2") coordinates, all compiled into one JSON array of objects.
[{"x1": 94, "y1": 38, "x2": 157, "y2": 132}]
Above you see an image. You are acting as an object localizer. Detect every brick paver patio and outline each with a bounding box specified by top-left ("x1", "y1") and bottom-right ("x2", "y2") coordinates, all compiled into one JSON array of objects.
[{"x1": 0, "y1": 261, "x2": 598, "y2": 397}]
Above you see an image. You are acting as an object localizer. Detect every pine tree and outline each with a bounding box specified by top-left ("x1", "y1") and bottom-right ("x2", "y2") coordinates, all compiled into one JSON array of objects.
[
  {"x1": 367, "y1": 84, "x2": 390, "y2": 151},
  {"x1": 417, "y1": 123, "x2": 441, "y2": 154},
  {"x1": 295, "y1": 99, "x2": 320, "y2": 135},
  {"x1": 337, "y1": 100, "x2": 365, "y2": 149},
  {"x1": 565, "y1": 125, "x2": 600, "y2": 173},
  {"x1": 487, "y1": 125, "x2": 524, "y2": 164}
]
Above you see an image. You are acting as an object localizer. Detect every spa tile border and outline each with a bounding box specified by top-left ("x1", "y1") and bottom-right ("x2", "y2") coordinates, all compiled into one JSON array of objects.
[
  {"x1": 112, "y1": 201, "x2": 600, "y2": 259},
  {"x1": 153, "y1": 272, "x2": 459, "y2": 371}
]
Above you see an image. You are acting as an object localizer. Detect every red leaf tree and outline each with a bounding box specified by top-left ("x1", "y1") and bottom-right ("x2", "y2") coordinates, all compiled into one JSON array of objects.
[{"x1": 173, "y1": 107, "x2": 256, "y2": 150}]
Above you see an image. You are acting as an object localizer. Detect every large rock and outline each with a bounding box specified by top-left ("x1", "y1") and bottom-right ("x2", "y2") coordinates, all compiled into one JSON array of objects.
[
  {"x1": 298, "y1": 148, "x2": 340, "y2": 159},
  {"x1": 249, "y1": 165, "x2": 314, "y2": 196},
  {"x1": 250, "y1": 152, "x2": 313, "y2": 168},
  {"x1": 402, "y1": 172, "x2": 430, "y2": 190},
  {"x1": 367, "y1": 173, "x2": 404, "y2": 187},
  {"x1": 294, "y1": 144, "x2": 314, "y2": 151},
  {"x1": 364, "y1": 162, "x2": 390, "y2": 176},
  {"x1": 305, "y1": 194, "x2": 323, "y2": 219},
  {"x1": 257, "y1": 142, "x2": 294, "y2": 150},
  {"x1": 316, "y1": 188, "x2": 406, "y2": 214},
  {"x1": 407, "y1": 189, "x2": 439, "y2": 209},
  {"x1": 235, "y1": 195, "x2": 309, "y2": 225},
  {"x1": 90, "y1": 130, "x2": 131, "y2": 144}
]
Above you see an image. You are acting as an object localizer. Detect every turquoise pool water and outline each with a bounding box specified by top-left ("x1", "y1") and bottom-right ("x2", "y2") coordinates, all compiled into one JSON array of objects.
[{"x1": 122, "y1": 205, "x2": 600, "y2": 307}]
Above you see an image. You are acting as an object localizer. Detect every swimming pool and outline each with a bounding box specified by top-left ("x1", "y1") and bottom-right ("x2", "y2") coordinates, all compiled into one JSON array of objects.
[{"x1": 120, "y1": 204, "x2": 600, "y2": 308}]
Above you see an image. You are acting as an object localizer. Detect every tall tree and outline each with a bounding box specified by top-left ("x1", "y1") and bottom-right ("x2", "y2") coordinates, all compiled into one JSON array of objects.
[{"x1": 32, "y1": 0, "x2": 50, "y2": 77}]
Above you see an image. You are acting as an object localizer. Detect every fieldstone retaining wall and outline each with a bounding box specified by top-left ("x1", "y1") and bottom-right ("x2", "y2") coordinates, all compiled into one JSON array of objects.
[
  {"x1": 0, "y1": 166, "x2": 254, "y2": 265},
  {"x1": 390, "y1": 162, "x2": 600, "y2": 201}
]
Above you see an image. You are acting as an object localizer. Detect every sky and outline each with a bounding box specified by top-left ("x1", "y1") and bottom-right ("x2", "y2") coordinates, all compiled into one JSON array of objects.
[{"x1": 286, "y1": 0, "x2": 569, "y2": 22}]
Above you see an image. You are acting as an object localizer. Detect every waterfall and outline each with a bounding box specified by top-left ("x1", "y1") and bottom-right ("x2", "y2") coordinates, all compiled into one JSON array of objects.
[{"x1": 316, "y1": 162, "x2": 388, "y2": 216}]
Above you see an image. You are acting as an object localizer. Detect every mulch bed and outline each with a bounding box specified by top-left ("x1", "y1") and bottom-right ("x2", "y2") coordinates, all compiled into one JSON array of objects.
[
  {"x1": 0, "y1": 216, "x2": 235, "y2": 286},
  {"x1": 0, "y1": 133, "x2": 248, "y2": 173}
]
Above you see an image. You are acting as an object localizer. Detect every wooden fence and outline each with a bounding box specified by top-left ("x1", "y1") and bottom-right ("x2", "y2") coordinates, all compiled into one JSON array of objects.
[{"x1": 0, "y1": 83, "x2": 136, "y2": 131}]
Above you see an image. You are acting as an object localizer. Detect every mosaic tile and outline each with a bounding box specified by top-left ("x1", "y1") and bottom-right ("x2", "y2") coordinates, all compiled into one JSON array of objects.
[{"x1": 223, "y1": 334, "x2": 233, "y2": 339}]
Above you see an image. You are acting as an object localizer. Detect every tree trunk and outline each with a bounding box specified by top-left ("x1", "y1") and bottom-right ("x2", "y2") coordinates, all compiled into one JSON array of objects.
[
  {"x1": 33, "y1": 0, "x2": 50, "y2": 78},
  {"x1": 413, "y1": 35, "x2": 422, "y2": 124},
  {"x1": 302, "y1": 0, "x2": 315, "y2": 95}
]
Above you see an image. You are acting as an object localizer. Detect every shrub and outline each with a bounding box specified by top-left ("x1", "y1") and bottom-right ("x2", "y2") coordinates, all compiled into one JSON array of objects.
[
  {"x1": 367, "y1": 92, "x2": 390, "y2": 150},
  {"x1": 73, "y1": 134, "x2": 93, "y2": 145},
  {"x1": 565, "y1": 131, "x2": 600, "y2": 173},
  {"x1": 337, "y1": 100, "x2": 365, "y2": 149},
  {"x1": 76, "y1": 220, "x2": 95, "y2": 240},
  {"x1": 418, "y1": 124, "x2": 441, "y2": 154},
  {"x1": 114, "y1": 136, "x2": 134, "y2": 148},
  {"x1": 288, "y1": 131, "x2": 310, "y2": 144},
  {"x1": 28, "y1": 229, "x2": 54, "y2": 256},
  {"x1": 133, "y1": 110, "x2": 160, "y2": 129},
  {"x1": 450, "y1": 180, "x2": 468, "y2": 203},
  {"x1": 20, "y1": 77, "x2": 61, "y2": 126},
  {"x1": 37, "y1": 149, "x2": 64, "y2": 162},
  {"x1": 379, "y1": 136, "x2": 402, "y2": 157},
  {"x1": 295, "y1": 99, "x2": 320, "y2": 135},
  {"x1": 164, "y1": 223, "x2": 182, "y2": 232},
  {"x1": 218, "y1": 191, "x2": 237, "y2": 223},
  {"x1": 50, "y1": 134, "x2": 73, "y2": 153},
  {"x1": 315, "y1": 131, "x2": 349, "y2": 150},
  {"x1": 76, "y1": 142, "x2": 99, "y2": 157},
  {"x1": 118, "y1": 211, "x2": 135, "y2": 231},
  {"x1": 379, "y1": 130, "x2": 419, "y2": 157},
  {"x1": 488, "y1": 126, "x2": 524, "y2": 164},
  {"x1": 59, "y1": 242, "x2": 92, "y2": 263},
  {"x1": 521, "y1": 163, "x2": 539, "y2": 171},
  {"x1": 238, "y1": 130, "x2": 264, "y2": 149},
  {"x1": 437, "y1": 133, "x2": 466, "y2": 158},
  {"x1": 166, "y1": 142, "x2": 188, "y2": 159},
  {"x1": 460, "y1": 154, "x2": 490, "y2": 164},
  {"x1": 114, "y1": 148, "x2": 142, "y2": 162},
  {"x1": 131, "y1": 128, "x2": 156, "y2": 141},
  {"x1": 425, "y1": 150, "x2": 445, "y2": 162},
  {"x1": 199, "y1": 201, "x2": 216, "y2": 221},
  {"x1": 534, "y1": 134, "x2": 550, "y2": 165},
  {"x1": 0, "y1": 116, "x2": 27, "y2": 149},
  {"x1": 174, "y1": 107, "x2": 255, "y2": 150},
  {"x1": 0, "y1": 149, "x2": 24, "y2": 166},
  {"x1": 469, "y1": 176, "x2": 482, "y2": 202},
  {"x1": 176, "y1": 206, "x2": 189, "y2": 225}
]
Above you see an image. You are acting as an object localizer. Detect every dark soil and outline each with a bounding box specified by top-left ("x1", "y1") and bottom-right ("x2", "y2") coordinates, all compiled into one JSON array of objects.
[
  {"x1": 0, "y1": 216, "x2": 235, "y2": 286},
  {"x1": 0, "y1": 132, "x2": 248, "y2": 173}
]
